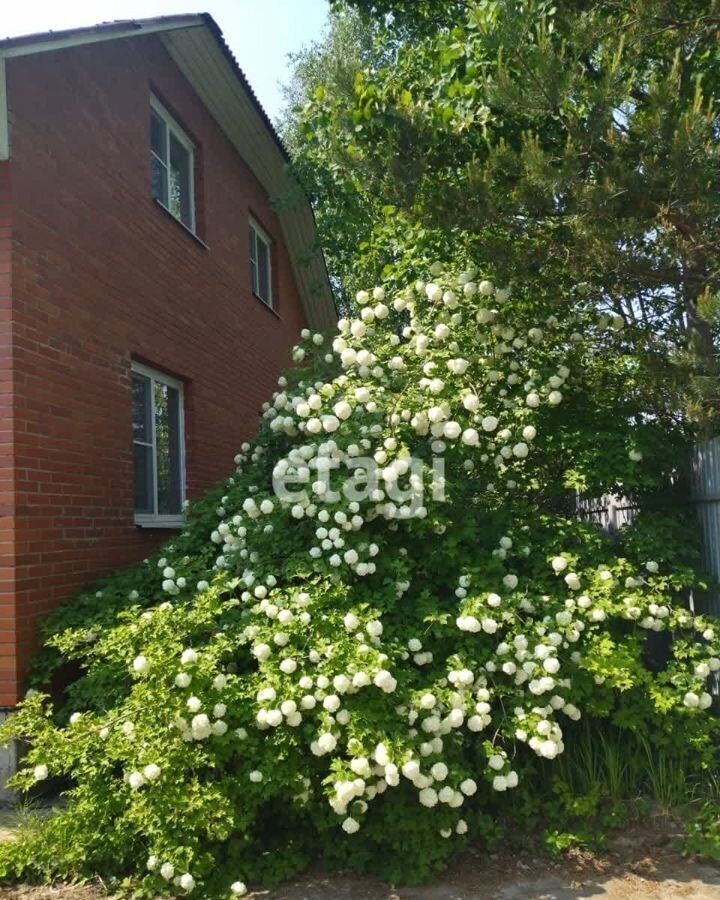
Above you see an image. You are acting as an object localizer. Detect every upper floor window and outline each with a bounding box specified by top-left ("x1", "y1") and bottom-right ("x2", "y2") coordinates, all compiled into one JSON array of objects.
[
  {"x1": 150, "y1": 97, "x2": 195, "y2": 232},
  {"x1": 249, "y1": 218, "x2": 273, "y2": 308},
  {"x1": 132, "y1": 362, "x2": 186, "y2": 528}
]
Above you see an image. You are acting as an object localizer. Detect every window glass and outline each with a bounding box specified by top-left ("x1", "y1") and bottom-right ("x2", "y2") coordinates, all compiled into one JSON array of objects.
[
  {"x1": 249, "y1": 222, "x2": 272, "y2": 307},
  {"x1": 132, "y1": 365, "x2": 184, "y2": 523},
  {"x1": 151, "y1": 155, "x2": 168, "y2": 207},
  {"x1": 249, "y1": 227, "x2": 259, "y2": 295},
  {"x1": 257, "y1": 237, "x2": 270, "y2": 303},
  {"x1": 150, "y1": 99, "x2": 194, "y2": 232},
  {"x1": 133, "y1": 443, "x2": 154, "y2": 515},
  {"x1": 155, "y1": 382, "x2": 183, "y2": 515},
  {"x1": 169, "y1": 133, "x2": 192, "y2": 228},
  {"x1": 132, "y1": 372, "x2": 152, "y2": 441},
  {"x1": 150, "y1": 110, "x2": 166, "y2": 161}
]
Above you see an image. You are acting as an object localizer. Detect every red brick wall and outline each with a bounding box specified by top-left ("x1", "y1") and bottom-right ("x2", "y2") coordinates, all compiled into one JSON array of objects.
[{"x1": 0, "y1": 35, "x2": 308, "y2": 705}]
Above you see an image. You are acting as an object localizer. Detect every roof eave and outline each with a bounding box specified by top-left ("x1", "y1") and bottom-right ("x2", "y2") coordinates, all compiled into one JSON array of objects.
[{"x1": 0, "y1": 15, "x2": 206, "y2": 58}]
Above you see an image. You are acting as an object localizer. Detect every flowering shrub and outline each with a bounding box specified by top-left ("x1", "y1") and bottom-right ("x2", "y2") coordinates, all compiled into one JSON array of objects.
[{"x1": 2, "y1": 266, "x2": 719, "y2": 896}]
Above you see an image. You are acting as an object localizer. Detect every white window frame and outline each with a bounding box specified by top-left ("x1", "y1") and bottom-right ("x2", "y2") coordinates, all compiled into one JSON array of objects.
[
  {"x1": 132, "y1": 361, "x2": 186, "y2": 528},
  {"x1": 150, "y1": 95, "x2": 196, "y2": 234},
  {"x1": 249, "y1": 217, "x2": 273, "y2": 308}
]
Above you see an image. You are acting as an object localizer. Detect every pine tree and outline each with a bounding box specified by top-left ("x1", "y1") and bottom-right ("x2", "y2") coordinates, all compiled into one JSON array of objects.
[{"x1": 288, "y1": 0, "x2": 720, "y2": 426}]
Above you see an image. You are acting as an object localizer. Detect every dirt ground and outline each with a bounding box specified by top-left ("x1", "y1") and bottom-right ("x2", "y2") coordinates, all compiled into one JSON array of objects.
[{"x1": 0, "y1": 819, "x2": 719, "y2": 899}]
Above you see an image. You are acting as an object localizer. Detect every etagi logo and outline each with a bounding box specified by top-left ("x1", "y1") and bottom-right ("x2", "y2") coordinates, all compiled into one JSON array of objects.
[{"x1": 273, "y1": 451, "x2": 446, "y2": 518}]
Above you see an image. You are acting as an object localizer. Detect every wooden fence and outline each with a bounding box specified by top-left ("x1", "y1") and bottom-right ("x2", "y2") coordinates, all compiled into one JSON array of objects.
[
  {"x1": 575, "y1": 494, "x2": 639, "y2": 533},
  {"x1": 575, "y1": 437, "x2": 720, "y2": 618}
]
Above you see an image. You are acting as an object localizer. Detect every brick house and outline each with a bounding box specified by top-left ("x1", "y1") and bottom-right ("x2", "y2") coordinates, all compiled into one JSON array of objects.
[{"x1": 0, "y1": 15, "x2": 336, "y2": 709}]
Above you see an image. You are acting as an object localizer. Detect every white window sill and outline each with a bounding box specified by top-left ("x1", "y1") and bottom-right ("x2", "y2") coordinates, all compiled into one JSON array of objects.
[{"x1": 135, "y1": 514, "x2": 186, "y2": 529}]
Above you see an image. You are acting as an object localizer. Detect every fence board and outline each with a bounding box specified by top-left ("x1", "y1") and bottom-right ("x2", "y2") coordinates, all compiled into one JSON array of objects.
[{"x1": 576, "y1": 494, "x2": 638, "y2": 533}]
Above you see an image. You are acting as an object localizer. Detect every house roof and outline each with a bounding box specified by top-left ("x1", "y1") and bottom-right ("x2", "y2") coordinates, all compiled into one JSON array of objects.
[{"x1": 0, "y1": 14, "x2": 337, "y2": 330}]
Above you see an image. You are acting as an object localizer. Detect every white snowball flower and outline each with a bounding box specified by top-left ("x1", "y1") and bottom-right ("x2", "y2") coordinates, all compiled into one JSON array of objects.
[
  {"x1": 430, "y1": 762, "x2": 448, "y2": 781},
  {"x1": 374, "y1": 743, "x2": 391, "y2": 767},
  {"x1": 334, "y1": 401, "x2": 352, "y2": 420},
  {"x1": 342, "y1": 817, "x2": 360, "y2": 834},
  {"x1": 132, "y1": 655, "x2": 150, "y2": 675},
  {"x1": 444, "y1": 421, "x2": 462, "y2": 440},
  {"x1": 481, "y1": 416, "x2": 498, "y2": 432},
  {"x1": 143, "y1": 763, "x2": 161, "y2": 781},
  {"x1": 350, "y1": 757, "x2": 371, "y2": 778},
  {"x1": 684, "y1": 691, "x2": 700, "y2": 708},
  {"x1": 481, "y1": 617, "x2": 498, "y2": 634},
  {"x1": 317, "y1": 732, "x2": 337, "y2": 754},
  {"x1": 425, "y1": 283, "x2": 443, "y2": 302},
  {"x1": 33, "y1": 764, "x2": 48, "y2": 781},
  {"x1": 191, "y1": 714, "x2": 212, "y2": 740},
  {"x1": 231, "y1": 883, "x2": 248, "y2": 897},
  {"x1": 160, "y1": 862, "x2": 175, "y2": 880},
  {"x1": 419, "y1": 787, "x2": 439, "y2": 808},
  {"x1": 374, "y1": 670, "x2": 397, "y2": 693},
  {"x1": 539, "y1": 740, "x2": 559, "y2": 759},
  {"x1": 460, "y1": 778, "x2": 477, "y2": 796},
  {"x1": 128, "y1": 771, "x2": 146, "y2": 790},
  {"x1": 551, "y1": 556, "x2": 568, "y2": 573},
  {"x1": 181, "y1": 648, "x2": 198, "y2": 666},
  {"x1": 179, "y1": 873, "x2": 195, "y2": 893}
]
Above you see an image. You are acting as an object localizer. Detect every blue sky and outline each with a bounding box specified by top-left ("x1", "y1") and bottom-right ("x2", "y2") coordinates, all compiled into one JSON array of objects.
[{"x1": 1, "y1": 0, "x2": 330, "y2": 121}]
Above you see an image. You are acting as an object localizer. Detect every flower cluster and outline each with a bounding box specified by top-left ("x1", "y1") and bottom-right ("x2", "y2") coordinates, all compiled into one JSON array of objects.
[{"x1": 2, "y1": 265, "x2": 718, "y2": 896}]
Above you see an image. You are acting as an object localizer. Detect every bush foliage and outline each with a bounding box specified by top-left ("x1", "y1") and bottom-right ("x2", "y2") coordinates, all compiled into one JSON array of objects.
[{"x1": 1, "y1": 266, "x2": 719, "y2": 896}]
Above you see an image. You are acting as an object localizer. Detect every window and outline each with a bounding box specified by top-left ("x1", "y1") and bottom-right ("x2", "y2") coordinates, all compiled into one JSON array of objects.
[
  {"x1": 132, "y1": 362, "x2": 185, "y2": 527},
  {"x1": 150, "y1": 97, "x2": 195, "y2": 232},
  {"x1": 249, "y1": 219, "x2": 273, "y2": 307}
]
